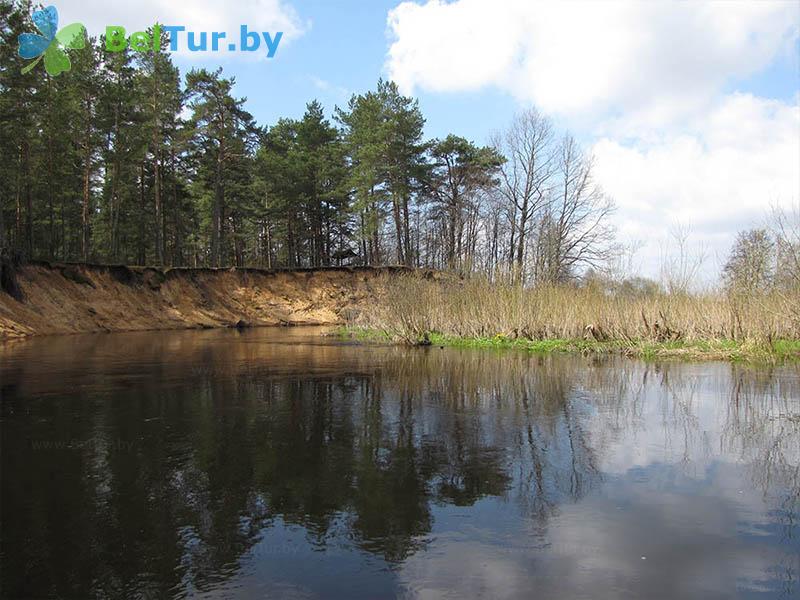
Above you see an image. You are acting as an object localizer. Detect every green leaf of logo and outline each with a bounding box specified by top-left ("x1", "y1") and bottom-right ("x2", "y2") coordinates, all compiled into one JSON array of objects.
[
  {"x1": 43, "y1": 44, "x2": 71, "y2": 76},
  {"x1": 55, "y1": 23, "x2": 86, "y2": 50}
]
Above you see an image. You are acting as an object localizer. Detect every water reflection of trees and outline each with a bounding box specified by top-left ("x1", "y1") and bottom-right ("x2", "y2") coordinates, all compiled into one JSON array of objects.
[
  {"x1": 724, "y1": 366, "x2": 800, "y2": 594},
  {"x1": 1, "y1": 330, "x2": 798, "y2": 598}
]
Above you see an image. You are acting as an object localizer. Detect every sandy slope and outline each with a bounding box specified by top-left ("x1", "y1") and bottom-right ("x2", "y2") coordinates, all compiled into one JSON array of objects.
[{"x1": 0, "y1": 262, "x2": 400, "y2": 338}]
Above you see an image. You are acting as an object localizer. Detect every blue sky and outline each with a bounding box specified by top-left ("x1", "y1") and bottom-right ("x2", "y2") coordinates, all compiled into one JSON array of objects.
[
  {"x1": 166, "y1": 0, "x2": 522, "y2": 143},
  {"x1": 58, "y1": 0, "x2": 800, "y2": 278}
]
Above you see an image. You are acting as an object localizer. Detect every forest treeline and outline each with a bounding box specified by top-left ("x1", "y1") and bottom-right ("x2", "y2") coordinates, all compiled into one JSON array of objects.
[
  {"x1": 3, "y1": 1, "x2": 798, "y2": 298},
  {"x1": 0, "y1": 1, "x2": 619, "y2": 284}
]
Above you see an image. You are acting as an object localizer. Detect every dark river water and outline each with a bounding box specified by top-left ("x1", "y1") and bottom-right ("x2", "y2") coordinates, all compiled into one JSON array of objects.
[{"x1": 1, "y1": 327, "x2": 798, "y2": 599}]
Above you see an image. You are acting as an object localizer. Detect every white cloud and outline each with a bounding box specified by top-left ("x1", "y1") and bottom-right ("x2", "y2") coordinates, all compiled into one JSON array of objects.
[
  {"x1": 386, "y1": 0, "x2": 799, "y2": 278},
  {"x1": 385, "y1": 0, "x2": 797, "y2": 122},
  {"x1": 57, "y1": 0, "x2": 308, "y2": 58},
  {"x1": 592, "y1": 93, "x2": 800, "y2": 278}
]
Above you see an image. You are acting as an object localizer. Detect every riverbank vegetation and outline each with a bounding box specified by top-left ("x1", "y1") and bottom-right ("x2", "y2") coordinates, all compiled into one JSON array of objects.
[
  {"x1": 345, "y1": 228, "x2": 800, "y2": 361},
  {"x1": 344, "y1": 275, "x2": 800, "y2": 361},
  {"x1": 340, "y1": 202, "x2": 800, "y2": 362}
]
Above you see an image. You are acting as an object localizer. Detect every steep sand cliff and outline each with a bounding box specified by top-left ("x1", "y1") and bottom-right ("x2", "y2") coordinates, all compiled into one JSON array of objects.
[{"x1": 0, "y1": 262, "x2": 405, "y2": 339}]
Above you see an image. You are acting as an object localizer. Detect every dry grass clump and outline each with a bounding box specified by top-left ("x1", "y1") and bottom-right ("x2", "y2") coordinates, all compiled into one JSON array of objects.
[{"x1": 355, "y1": 273, "x2": 800, "y2": 348}]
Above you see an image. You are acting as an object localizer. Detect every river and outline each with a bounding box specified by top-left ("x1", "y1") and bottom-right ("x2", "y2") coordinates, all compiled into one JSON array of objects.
[{"x1": 1, "y1": 327, "x2": 798, "y2": 599}]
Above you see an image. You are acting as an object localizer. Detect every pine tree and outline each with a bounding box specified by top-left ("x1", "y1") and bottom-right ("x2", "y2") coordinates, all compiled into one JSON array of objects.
[
  {"x1": 186, "y1": 68, "x2": 257, "y2": 266},
  {"x1": 336, "y1": 80, "x2": 425, "y2": 266},
  {"x1": 426, "y1": 136, "x2": 502, "y2": 270},
  {"x1": 0, "y1": 0, "x2": 40, "y2": 258}
]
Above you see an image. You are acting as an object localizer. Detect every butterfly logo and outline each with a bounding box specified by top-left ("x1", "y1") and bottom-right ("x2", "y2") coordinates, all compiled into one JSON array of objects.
[{"x1": 18, "y1": 6, "x2": 86, "y2": 76}]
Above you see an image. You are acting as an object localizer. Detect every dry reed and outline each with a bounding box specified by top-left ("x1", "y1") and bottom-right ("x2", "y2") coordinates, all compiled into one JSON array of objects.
[{"x1": 353, "y1": 273, "x2": 800, "y2": 348}]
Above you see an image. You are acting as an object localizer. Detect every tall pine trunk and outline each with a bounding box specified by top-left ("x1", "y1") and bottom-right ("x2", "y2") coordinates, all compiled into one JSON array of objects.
[
  {"x1": 402, "y1": 195, "x2": 412, "y2": 266},
  {"x1": 14, "y1": 151, "x2": 22, "y2": 251},
  {"x1": 109, "y1": 104, "x2": 121, "y2": 261},
  {"x1": 138, "y1": 162, "x2": 146, "y2": 265},
  {"x1": 212, "y1": 145, "x2": 224, "y2": 267},
  {"x1": 447, "y1": 200, "x2": 457, "y2": 269},
  {"x1": 152, "y1": 72, "x2": 163, "y2": 265},
  {"x1": 170, "y1": 146, "x2": 180, "y2": 266},
  {"x1": 81, "y1": 97, "x2": 92, "y2": 262},
  {"x1": 23, "y1": 138, "x2": 32, "y2": 260}
]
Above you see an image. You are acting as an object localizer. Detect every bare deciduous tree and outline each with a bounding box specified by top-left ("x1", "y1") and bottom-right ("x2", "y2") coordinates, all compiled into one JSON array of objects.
[
  {"x1": 660, "y1": 223, "x2": 708, "y2": 294},
  {"x1": 493, "y1": 108, "x2": 555, "y2": 282},
  {"x1": 771, "y1": 202, "x2": 800, "y2": 290},
  {"x1": 531, "y1": 135, "x2": 616, "y2": 284}
]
